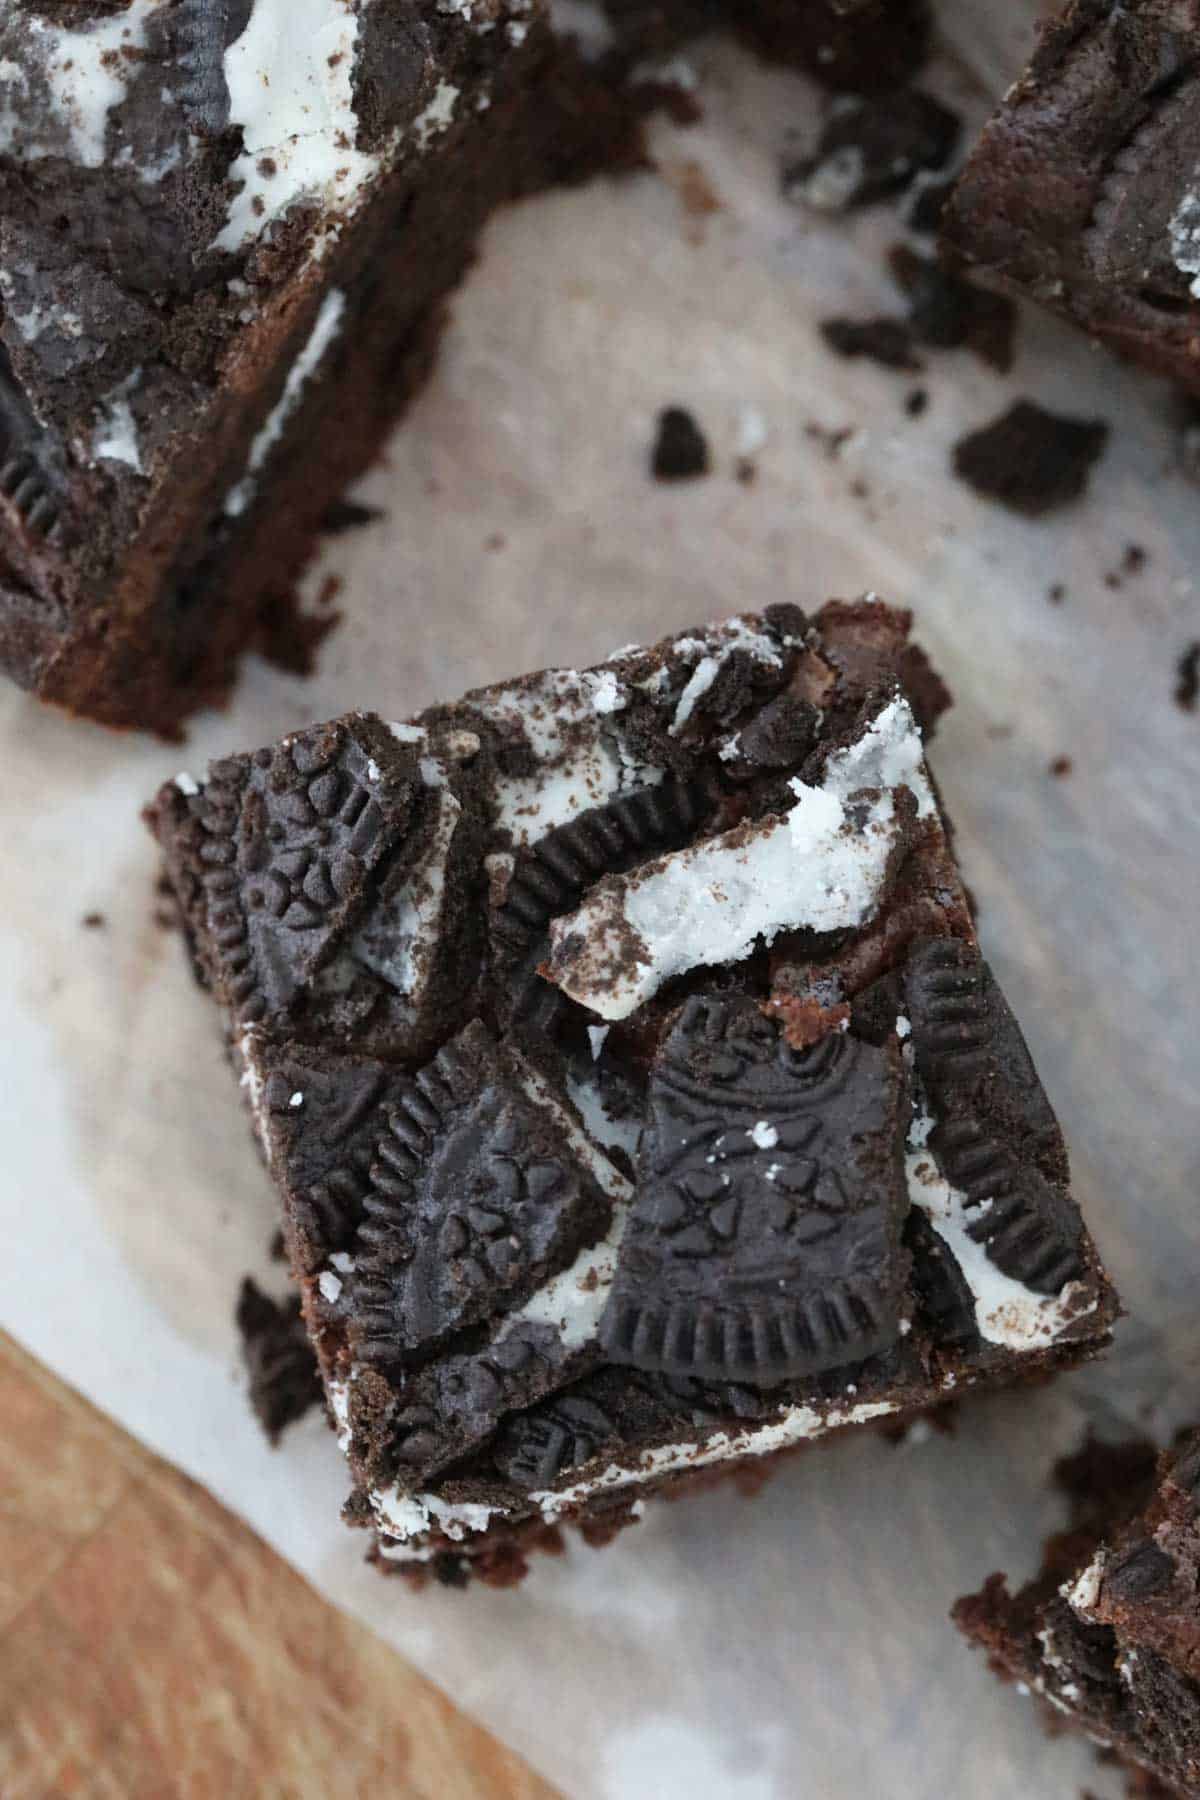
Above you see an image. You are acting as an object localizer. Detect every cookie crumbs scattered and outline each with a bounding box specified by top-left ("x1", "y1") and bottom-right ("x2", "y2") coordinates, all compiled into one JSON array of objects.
[
  {"x1": 783, "y1": 88, "x2": 961, "y2": 214},
  {"x1": 905, "y1": 388, "x2": 928, "y2": 418},
  {"x1": 1175, "y1": 643, "x2": 1199, "y2": 713},
  {"x1": 651, "y1": 406, "x2": 711, "y2": 481},
  {"x1": 320, "y1": 498, "x2": 384, "y2": 536},
  {"x1": 887, "y1": 244, "x2": 1017, "y2": 372},
  {"x1": 820, "y1": 316, "x2": 923, "y2": 371},
  {"x1": 1049, "y1": 756, "x2": 1072, "y2": 778},
  {"x1": 81, "y1": 911, "x2": 105, "y2": 929},
  {"x1": 1048, "y1": 583, "x2": 1067, "y2": 605},
  {"x1": 952, "y1": 401, "x2": 1109, "y2": 516},
  {"x1": 235, "y1": 1277, "x2": 322, "y2": 1446}
]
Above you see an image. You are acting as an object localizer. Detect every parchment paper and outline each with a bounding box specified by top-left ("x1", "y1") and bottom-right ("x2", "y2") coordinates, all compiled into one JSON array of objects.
[{"x1": 3, "y1": 12, "x2": 1200, "y2": 1796}]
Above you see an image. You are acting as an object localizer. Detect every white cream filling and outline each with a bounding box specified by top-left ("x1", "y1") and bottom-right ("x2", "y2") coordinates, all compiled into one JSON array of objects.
[
  {"x1": 236, "y1": 1028, "x2": 272, "y2": 1166},
  {"x1": 346, "y1": 783, "x2": 460, "y2": 1001},
  {"x1": 905, "y1": 1109, "x2": 1094, "y2": 1352},
  {"x1": 92, "y1": 386, "x2": 143, "y2": 474},
  {"x1": 1064, "y1": 1551, "x2": 1107, "y2": 1619},
  {"x1": 474, "y1": 667, "x2": 660, "y2": 845},
  {"x1": 216, "y1": 0, "x2": 381, "y2": 251},
  {"x1": 23, "y1": 1, "x2": 158, "y2": 168},
  {"x1": 1169, "y1": 188, "x2": 1200, "y2": 300},
  {"x1": 547, "y1": 697, "x2": 930, "y2": 1021},
  {"x1": 668, "y1": 618, "x2": 781, "y2": 736},
  {"x1": 224, "y1": 289, "x2": 345, "y2": 517}
]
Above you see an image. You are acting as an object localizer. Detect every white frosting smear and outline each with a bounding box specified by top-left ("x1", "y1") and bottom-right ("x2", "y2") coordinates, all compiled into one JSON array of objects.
[
  {"x1": 26, "y1": 1, "x2": 159, "y2": 168},
  {"x1": 905, "y1": 1108, "x2": 1095, "y2": 1352},
  {"x1": 1169, "y1": 189, "x2": 1200, "y2": 300},
  {"x1": 547, "y1": 697, "x2": 930, "y2": 1021},
  {"x1": 225, "y1": 289, "x2": 345, "y2": 516},
  {"x1": 216, "y1": 0, "x2": 381, "y2": 251}
]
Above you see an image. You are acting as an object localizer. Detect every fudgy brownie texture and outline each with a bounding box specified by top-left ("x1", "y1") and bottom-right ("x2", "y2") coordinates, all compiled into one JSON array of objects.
[
  {"x1": 957, "y1": 1432, "x2": 1200, "y2": 1798},
  {"x1": 943, "y1": 0, "x2": 1200, "y2": 398},
  {"x1": 0, "y1": 1, "x2": 927, "y2": 736},
  {"x1": 148, "y1": 598, "x2": 1117, "y2": 1586}
]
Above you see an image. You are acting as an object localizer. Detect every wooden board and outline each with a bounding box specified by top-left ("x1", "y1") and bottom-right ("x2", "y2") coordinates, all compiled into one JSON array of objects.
[{"x1": 0, "y1": 1333, "x2": 559, "y2": 1800}]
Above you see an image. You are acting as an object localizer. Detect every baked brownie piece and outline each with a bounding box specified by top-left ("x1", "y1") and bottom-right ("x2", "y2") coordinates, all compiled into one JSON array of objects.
[
  {"x1": 943, "y1": 0, "x2": 1200, "y2": 396},
  {"x1": 148, "y1": 599, "x2": 1117, "y2": 1584},
  {"x1": 956, "y1": 1432, "x2": 1200, "y2": 1797},
  {"x1": 0, "y1": 2, "x2": 652, "y2": 733}
]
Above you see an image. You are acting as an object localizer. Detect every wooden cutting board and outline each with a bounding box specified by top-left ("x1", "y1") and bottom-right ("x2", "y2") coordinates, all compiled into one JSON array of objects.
[{"x1": 0, "y1": 1333, "x2": 559, "y2": 1800}]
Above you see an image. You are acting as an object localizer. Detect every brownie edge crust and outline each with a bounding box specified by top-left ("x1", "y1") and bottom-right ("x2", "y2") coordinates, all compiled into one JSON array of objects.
[
  {"x1": 148, "y1": 598, "x2": 1117, "y2": 1585},
  {"x1": 957, "y1": 1434, "x2": 1200, "y2": 1798}
]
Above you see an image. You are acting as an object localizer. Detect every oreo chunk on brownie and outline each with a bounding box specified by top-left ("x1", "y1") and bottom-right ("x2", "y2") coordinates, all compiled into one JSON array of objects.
[
  {"x1": 943, "y1": 1, "x2": 1200, "y2": 395},
  {"x1": 0, "y1": 2, "x2": 655, "y2": 732},
  {"x1": 957, "y1": 1434, "x2": 1200, "y2": 1797},
  {"x1": 149, "y1": 600, "x2": 1117, "y2": 1585}
]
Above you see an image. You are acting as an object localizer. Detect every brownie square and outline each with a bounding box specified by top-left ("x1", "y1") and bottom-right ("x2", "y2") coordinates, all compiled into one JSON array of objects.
[
  {"x1": 957, "y1": 1434, "x2": 1200, "y2": 1796},
  {"x1": 148, "y1": 597, "x2": 1117, "y2": 1585},
  {"x1": 943, "y1": 0, "x2": 1200, "y2": 395}
]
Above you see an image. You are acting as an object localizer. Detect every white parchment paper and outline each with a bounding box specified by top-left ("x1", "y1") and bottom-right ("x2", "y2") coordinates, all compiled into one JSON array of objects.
[{"x1": 3, "y1": 13, "x2": 1200, "y2": 1796}]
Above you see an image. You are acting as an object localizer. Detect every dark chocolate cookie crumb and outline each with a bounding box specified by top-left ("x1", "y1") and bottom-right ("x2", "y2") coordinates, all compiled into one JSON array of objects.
[
  {"x1": 235, "y1": 1277, "x2": 322, "y2": 1446},
  {"x1": 906, "y1": 171, "x2": 956, "y2": 235},
  {"x1": 1049, "y1": 756, "x2": 1072, "y2": 779},
  {"x1": 820, "y1": 317, "x2": 923, "y2": 371},
  {"x1": 887, "y1": 245, "x2": 1017, "y2": 372},
  {"x1": 320, "y1": 498, "x2": 385, "y2": 537},
  {"x1": 1048, "y1": 583, "x2": 1067, "y2": 605},
  {"x1": 81, "y1": 911, "x2": 106, "y2": 929},
  {"x1": 783, "y1": 88, "x2": 961, "y2": 213},
  {"x1": 652, "y1": 406, "x2": 711, "y2": 481},
  {"x1": 1175, "y1": 643, "x2": 1199, "y2": 713},
  {"x1": 905, "y1": 388, "x2": 928, "y2": 418},
  {"x1": 740, "y1": 0, "x2": 932, "y2": 96},
  {"x1": 953, "y1": 402, "x2": 1109, "y2": 516}
]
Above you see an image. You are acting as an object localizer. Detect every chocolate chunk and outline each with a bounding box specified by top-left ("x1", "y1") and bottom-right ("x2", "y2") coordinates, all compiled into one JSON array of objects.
[
  {"x1": 235, "y1": 1277, "x2": 322, "y2": 1445},
  {"x1": 953, "y1": 402, "x2": 1109, "y2": 517},
  {"x1": 346, "y1": 1023, "x2": 611, "y2": 1369},
  {"x1": 599, "y1": 996, "x2": 910, "y2": 1383},
  {"x1": 819, "y1": 317, "x2": 923, "y2": 371},
  {"x1": 906, "y1": 940, "x2": 1085, "y2": 1294},
  {"x1": 651, "y1": 407, "x2": 711, "y2": 481},
  {"x1": 785, "y1": 89, "x2": 961, "y2": 213}
]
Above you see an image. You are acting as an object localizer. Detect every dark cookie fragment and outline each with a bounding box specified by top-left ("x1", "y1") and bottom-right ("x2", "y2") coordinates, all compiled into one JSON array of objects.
[
  {"x1": 494, "y1": 1392, "x2": 622, "y2": 1489},
  {"x1": 903, "y1": 1207, "x2": 978, "y2": 1350},
  {"x1": 1176, "y1": 643, "x2": 1199, "y2": 713},
  {"x1": 887, "y1": 245, "x2": 1017, "y2": 372},
  {"x1": 784, "y1": 89, "x2": 960, "y2": 214},
  {"x1": 906, "y1": 939, "x2": 1084, "y2": 1294},
  {"x1": 346, "y1": 1023, "x2": 612, "y2": 1369},
  {"x1": 953, "y1": 402, "x2": 1109, "y2": 517},
  {"x1": 235, "y1": 1277, "x2": 323, "y2": 1445},
  {"x1": 820, "y1": 317, "x2": 923, "y2": 372},
  {"x1": 651, "y1": 406, "x2": 711, "y2": 481},
  {"x1": 0, "y1": 345, "x2": 68, "y2": 544},
  {"x1": 599, "y1": 996, "x2": 910, "y2": 1383},
  {"x1": 173, "y1": 0, "x2": 255, "y2": 133}
]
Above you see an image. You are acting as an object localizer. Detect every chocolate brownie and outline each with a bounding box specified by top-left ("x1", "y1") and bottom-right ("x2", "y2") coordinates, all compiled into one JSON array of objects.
[
  {"x1": 943, "y1": 0, "x2": 1200, "y2": 396},
  {"x1": 148, "y1": 599, "x2": 1117, "y2": 1584},
  {"x1": 957, "y1": 1432, "x2": 1200, "y2": 1797}
]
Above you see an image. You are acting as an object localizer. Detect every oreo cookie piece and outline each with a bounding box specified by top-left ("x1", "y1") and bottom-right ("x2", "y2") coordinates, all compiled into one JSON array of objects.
[
  {"x1": 784, "y1": 88, "x2": 961, "y2": 214},
  {"x1": 598, "y1": 995, "x2": 910, "y2": 1383},
  {"x1": 173, "y1": 0, "x2": 254, "y2": 134},
  {"x1": 344, "y1": 1022, "x2": 613, "y2": 1368},
  {"x1": 0, "y1": 344, "x2": 67, "y2": 544},
  {"x1": 905, "y1": 939, "x2": 1085, "y2": 1294}
]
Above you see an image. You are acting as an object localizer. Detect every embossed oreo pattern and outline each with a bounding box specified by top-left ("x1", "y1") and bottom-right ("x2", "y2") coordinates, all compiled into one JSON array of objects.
[
  {"x1": 347, "y1": 1022, "x2": 611, "y2": 1368},
  {"x1": 906, "y1": 939, "x2": 1084, "y2": 1294},
  {"x1": 598, "y1": 995, "x2": 910, "y2": 1383}
]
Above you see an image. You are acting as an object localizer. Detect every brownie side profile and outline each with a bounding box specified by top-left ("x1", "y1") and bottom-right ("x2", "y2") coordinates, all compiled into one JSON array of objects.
[
  {"x1": 0, "y1": 1, "x2": 668, "y2": 734},
  {"x1": 943, "y1": 0, "x2": 1200, "y2": 395},
  {"x1": 148, "y1": 599, "x2": 1117, "y2": 1585},
  {"x1": 957, "y1": 1433, "x2": 1200, "y2": 1797}
]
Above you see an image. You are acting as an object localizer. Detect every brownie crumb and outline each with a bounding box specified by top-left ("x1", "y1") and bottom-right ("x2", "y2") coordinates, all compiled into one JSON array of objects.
[
  {"x1": 953, "y1": 401, "x2": 1109, "y2": 516},
  {"x1": 1048, "y1": 583, "x2": 1067, "y2": 604},
  {"x1": 1175, "y1": 643, "x2": 1199, "y2": 713},
  {"x1": 652, "y1": 406, "x2": 711, "y2": 480},
  {"x1": 820, "y1": 316, "x2": 922, "y2": 371},
  {"x1": 888, "y1": 245, "x2": 1017, "y2": 372},
  {"x1": 1049, "y1": 756, "x2": 1072, "y2": 778},
  {"x1": 81, "y1": 911, "x2": 105, "y2": 930},
  {"x1": 905, "y1": 388, "x2": 928, "y2": 418},
  {"x1": 235, "y1": 1277, "x2": 322, "y2": 1446},
  {"x1": 784, "y1": 88, "x2": 961, "y2": 213},
  {"x1": 320, "y1": 498, "x2": 384, "y2": 537}
]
